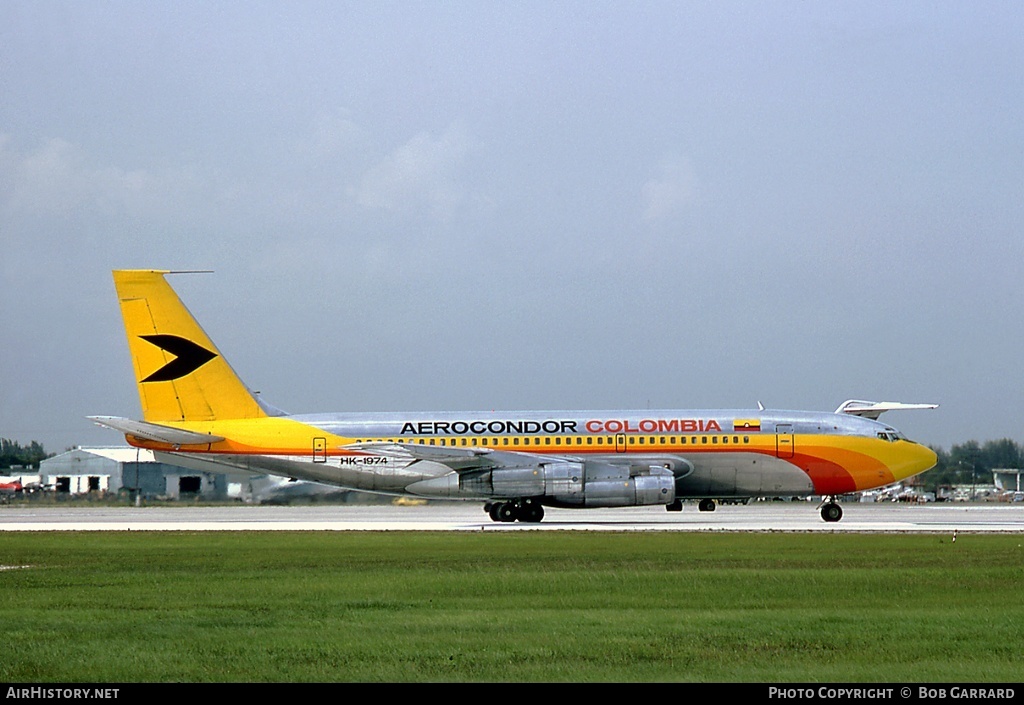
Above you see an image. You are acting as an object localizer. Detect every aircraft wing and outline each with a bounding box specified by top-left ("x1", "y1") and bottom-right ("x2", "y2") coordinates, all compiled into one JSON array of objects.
[
  {"x1": 88, "y1": 416, "x2": 225, "y2": 446},
  {"x1": 834, "y1": 400, "x2": 939, "y2": 419}
]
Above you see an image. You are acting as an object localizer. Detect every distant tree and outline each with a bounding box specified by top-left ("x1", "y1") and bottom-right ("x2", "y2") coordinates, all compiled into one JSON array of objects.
[
  {"x1": 981, "y1": 439, "x2": 1023, "y2": 470},
  {"x1": 921, "y1": 439, "x2": 1024, "y2": 492},
  {"x1": 0, "y1": 439, "x2": 51, "y2": 470},
  {"x1": 949, "y1": 440, "x2": 984, "y2": 485}
]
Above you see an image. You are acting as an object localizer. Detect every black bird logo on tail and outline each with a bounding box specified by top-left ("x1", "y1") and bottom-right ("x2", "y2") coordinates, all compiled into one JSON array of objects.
[{"x1": 139, "y1": 335, "x2": 217, "y2": 382}]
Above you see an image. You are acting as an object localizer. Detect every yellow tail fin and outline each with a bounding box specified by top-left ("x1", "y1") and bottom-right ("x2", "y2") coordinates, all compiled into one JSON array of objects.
[{"x1": 113, "y1": 270, "x2": 267, "y2": 423}]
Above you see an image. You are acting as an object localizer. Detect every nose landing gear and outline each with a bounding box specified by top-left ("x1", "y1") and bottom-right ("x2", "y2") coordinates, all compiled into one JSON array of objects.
[{"x1": 819, "y1": 496, "x2": 843, "y2": 522}]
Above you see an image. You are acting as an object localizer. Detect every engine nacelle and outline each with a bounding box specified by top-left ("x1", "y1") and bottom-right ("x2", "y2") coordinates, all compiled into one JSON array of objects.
[
  {"x1": 405, "y1": 460, "x2": 675, "y2": 508},
  {"x1": 405, "y1": 462, "x2": 580, "y2": 499},
  {"x1": 573, "y1": 472, "x2": 676, "y2": 508}
]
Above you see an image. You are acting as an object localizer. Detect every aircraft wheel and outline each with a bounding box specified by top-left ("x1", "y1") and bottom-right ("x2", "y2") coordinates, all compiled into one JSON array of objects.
[
  {"x1": 519, "y1": 502, "x2": 544, "y2": 523},
  {"x1": 495, "y1": 502, "x2": 518, "y2": 522},
  {"x1": 487, "y1": 503, "x2": 502, "y2": 521},
  {"x1": 821, "y1": 503, "x2": 843, "y2": 523},
  {"x1": 698, "y1": 498, "x2": 716, "y2": 512}
]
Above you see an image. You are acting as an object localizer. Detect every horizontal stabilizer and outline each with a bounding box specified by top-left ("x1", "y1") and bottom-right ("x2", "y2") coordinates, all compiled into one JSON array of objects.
[
  {"x1": 343, "y1": 441, "x2": 574, "y2": 473},
  {"x1": 835, "y1": 400, "x2": 939, "y2": 420},
  {"x1": 342, "y1": 441, "x2": 497, "y2": 472},
  {"x1": 88, "y1": 416, "x2": 224, "y2": 446},
  {"x1": 342, "y1": 441, "x2": 492, "y2": 460}
]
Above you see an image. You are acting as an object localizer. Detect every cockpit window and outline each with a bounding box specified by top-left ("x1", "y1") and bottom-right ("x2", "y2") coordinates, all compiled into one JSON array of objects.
[{"x1": 877, "y1": 431, "x2": 903, "y2": 442}]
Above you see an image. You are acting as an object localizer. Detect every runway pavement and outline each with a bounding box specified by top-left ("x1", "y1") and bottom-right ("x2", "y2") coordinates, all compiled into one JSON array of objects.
[{"x1": 1, "y1": 501, "x2": 1022, "y2": 532}]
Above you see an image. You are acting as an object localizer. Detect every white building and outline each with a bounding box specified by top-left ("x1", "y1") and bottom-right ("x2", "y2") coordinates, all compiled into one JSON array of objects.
[
  {"x1": 40, "y1": 447, "x2": 245, "y2": 500},
  {"x1": 993, "y1": 468, "x2": 1024, "y2": 501},
  {"x1": 38, "y1": 447, "x2": 350, "y2": 503}
]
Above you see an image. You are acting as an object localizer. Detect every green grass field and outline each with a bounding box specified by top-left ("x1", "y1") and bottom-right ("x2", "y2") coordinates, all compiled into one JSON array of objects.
[{"x1": 0, "y1": 532, "x2": 1021, "y2": 682}]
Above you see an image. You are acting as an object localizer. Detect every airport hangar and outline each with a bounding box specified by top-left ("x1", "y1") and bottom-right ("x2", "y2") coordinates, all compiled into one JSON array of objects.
[
  {"x1": 35, "y1": 447, "x2": 349, "y2": 503},
  {"x1": 39, "y1": 447, "x2": 239, "y2": 500}
]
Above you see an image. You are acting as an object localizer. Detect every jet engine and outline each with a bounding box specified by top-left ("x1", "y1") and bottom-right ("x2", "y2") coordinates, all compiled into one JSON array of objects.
[{"x1": 405, "y1": 460, "x2": 676, "y2": 508}]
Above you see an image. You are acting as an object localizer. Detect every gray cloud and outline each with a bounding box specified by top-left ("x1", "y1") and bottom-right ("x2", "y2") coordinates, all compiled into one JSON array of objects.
[
  {"x1": 641, "y1": 158, "x2": 697, "y2": 224},
  {"x1": 356, "y1": 124, "x2": 477, "y2": 221}
]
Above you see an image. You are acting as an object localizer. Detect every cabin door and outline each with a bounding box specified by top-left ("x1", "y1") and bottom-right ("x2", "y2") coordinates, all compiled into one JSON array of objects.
[
  {"x1": 313, "y1": 437, "x2": 328, "y2": 463},
  {"x1": 776, "y1": 424, "x2": 795, "y2": 459}
]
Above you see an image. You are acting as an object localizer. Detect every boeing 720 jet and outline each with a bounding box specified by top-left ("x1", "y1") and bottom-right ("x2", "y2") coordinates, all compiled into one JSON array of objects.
[{"x1": 92, "y1": 270, "x2": 938, "y2": 523}]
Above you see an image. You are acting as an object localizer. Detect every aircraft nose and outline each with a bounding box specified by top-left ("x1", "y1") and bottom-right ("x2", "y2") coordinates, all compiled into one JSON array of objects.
[
  {"x1": 919, "y1": 444, "x2": 938, "y2": 472},
  {"x1": 902, "y1": 442, "x2": 938, "y2": 479}
]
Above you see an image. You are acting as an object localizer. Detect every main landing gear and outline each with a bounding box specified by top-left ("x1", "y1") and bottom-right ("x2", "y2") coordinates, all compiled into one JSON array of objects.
[
  {"x1": 665, "y1": 499, "x2": 721, "y2": 513},
  {"x1": 819, "y1": 496, "x2": 843, "y2": 522},
  {"x1": 485, "y1": 498, "x2": 545, "y2": 523}
]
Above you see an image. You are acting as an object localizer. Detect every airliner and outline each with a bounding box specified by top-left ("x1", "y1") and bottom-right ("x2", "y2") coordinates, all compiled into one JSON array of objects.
[{"x1": 91, "y1": 270, "x2": 938, "y2": 523}]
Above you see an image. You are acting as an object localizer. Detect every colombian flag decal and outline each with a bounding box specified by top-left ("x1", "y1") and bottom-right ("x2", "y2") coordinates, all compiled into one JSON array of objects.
[{"x1": 734, "y1": 419, "x2": 761, "y2": 432}]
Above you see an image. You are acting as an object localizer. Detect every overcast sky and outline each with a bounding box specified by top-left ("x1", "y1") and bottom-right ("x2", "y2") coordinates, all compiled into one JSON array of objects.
[{"x1": 2, "y1": 1, "x2": 1022, "y2": 453}]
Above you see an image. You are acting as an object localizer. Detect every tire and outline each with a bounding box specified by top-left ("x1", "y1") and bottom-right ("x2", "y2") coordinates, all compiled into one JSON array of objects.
[
  {"x1": 496, "y1": 503, "x2": 517, "y2": 522},
  {"x1": 519, "y1": 503, "x2": 544, "y2": 523},
  {"x1": 821, "y1": 503, "x2": 843, "y2": 522}
]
